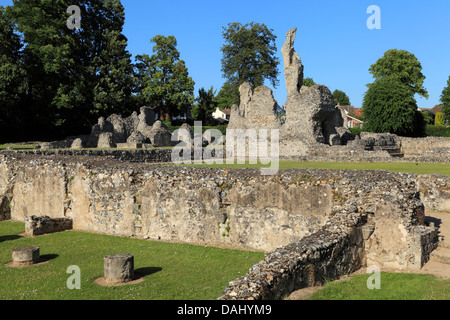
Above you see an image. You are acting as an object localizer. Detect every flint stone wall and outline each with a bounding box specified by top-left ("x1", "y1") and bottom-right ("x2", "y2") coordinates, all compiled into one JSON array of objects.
[
  {"x1": 400, "y1": 137, "x2": 450, "y2": 160},
  {"x1": 416, "y1": 175, "x2": 450, "y2": 212},
  {"x1": 25, "y1": 215, "x2": 73, "y2": 236},
  {"x1": 0, "y1": 154, "x2": 441, "y2": 299}
]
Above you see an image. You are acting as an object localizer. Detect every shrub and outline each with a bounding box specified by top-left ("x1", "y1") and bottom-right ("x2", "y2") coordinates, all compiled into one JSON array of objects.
[
  {"x1": 425, "y1": 125, "x2": 450, "y2": 137},
  {"x1": 435, "y1": 112, "x2": 445, "y2": 126},
  {"x1": 362, "y1": 76, "x2": 425, "y2": 137},
  {"x1": 349, "y1": 127, "x2": 364, "y2": 136}
]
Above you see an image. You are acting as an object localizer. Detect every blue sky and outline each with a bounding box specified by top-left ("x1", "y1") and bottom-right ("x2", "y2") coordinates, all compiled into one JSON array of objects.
[
  {"x1": 2, "y1": 0, "x2": 450, "y2": 109},
  {"x1": 120, "y1": 0, "x2": 450, "y2": 109}
]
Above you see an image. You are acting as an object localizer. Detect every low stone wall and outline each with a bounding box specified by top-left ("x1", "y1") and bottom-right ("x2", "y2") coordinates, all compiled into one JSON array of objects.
[
  {"x1": 25, "y1": 215, "x2": 73, "y2": 236},
  {"x1": 0, "y1": 149, "x2": 174, "y2": 163},
  {"x1": 0, "y1": 153, "x2": 441, "y2": 299},
  {"x1": 219, "y1": 207, "x2": 366, "y2": 300},
  {"x1": 400, "y1": 137, "x2": 450, "y2": 159},
  {"x1": 416, "y1": 175, "x2": 450, "y2": 212}
]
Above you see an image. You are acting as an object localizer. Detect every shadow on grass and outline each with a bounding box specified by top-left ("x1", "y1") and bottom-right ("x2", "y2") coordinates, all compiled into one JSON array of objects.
[
  {"x1": 40, "y1": 254, "x2": 59, "y2": 262},
  {"x1": 134, "y1": 267, "x2": 163, "y2": 279},
  {"x1": 0, "y1": 234, "x2": 22, "y2": 243}
]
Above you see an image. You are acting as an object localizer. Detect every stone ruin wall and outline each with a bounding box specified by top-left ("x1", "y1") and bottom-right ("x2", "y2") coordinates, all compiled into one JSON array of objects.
[{"x1": 0, "y1": 153, "x2": 443, "y2": 299}]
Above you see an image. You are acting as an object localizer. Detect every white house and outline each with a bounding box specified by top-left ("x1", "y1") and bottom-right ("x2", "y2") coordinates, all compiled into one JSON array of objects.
[
  {"x1": 212, "y1": 107, "x2": 231, "y2": 122},
  {"x1": 338, "y1": 106, "x2": 364, "y2": 129}
]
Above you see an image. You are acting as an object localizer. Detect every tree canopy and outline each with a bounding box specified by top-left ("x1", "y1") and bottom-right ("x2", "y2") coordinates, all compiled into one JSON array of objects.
[
  {"x1": 362, "y1": 76, "x2": 425, "y2": 137},
  {"x1": 0, "y1": 5, "x2": 26, "y2": 141},
  {"x1": 134, "y1": 35, "x2": 195, "y2": 122},
  {"x1": 191, "y1": 87, "x2": 218, "y2": 126},
  {"x1": 303, "y1": 77, "x2": 316, "y2": 87},
  {"x1": 220, "y1": 22, "x2": 280, "y2": 106},
  {"x1": 332, "y1": 89, "x2": 351, "y2": 106},
  {"x1": 216, "y1": 80, "x2": 240, "y2": 110},
  {"x1": 441, "y1": 75, "x2": 450, "y2": 121},
  {"x1": 368, "y1": 49, "x2": 428, "y2": 99},
  {"x1": 1, "y1": 0, "x2": 136, "y2": 142}
]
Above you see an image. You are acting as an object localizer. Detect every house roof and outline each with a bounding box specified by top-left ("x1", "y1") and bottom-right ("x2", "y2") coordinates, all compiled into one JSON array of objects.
[
  {"x1": 354, "y1": 109, "x2": 363, "y2": 118},
  {"x1": 221, "y1": 108, "x2": 231, "y2": 116},
  {"x1": 347, "y1": 115, "x2": 364, "y2": 124},
  {"x1": 431, "y1": 104, "x2": 444, "y2": 114},
  {"x1": 339, "y1": 105, "x2": 355, "y2": 114}
]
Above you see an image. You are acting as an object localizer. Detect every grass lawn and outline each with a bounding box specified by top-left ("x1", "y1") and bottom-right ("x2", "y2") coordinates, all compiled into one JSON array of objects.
[
  {"x1": 0, "y1": 144, "x2": 37, "y2": 150},
  {"x1": 308, "y1": 272, "x2": 450, "y2": 300},
  {"x1": 183, "y1": 160, "x2": 450, "y2": 177},
  {"x1": 0, "y1": 221, "x2": 264, "y2": 300}
]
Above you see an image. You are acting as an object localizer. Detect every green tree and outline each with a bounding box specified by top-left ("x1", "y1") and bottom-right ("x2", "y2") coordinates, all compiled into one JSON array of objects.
[
  {"x1": 216, "y1": 80, "x2": 240, "y2": 110},
  {"x1": 362, "y1": 76, "x2": 425, "y2": 137},
  {"x1": 193, "y1": 87, "x2": 218, "y2": 126},
  {"x1": 303, "y1": 77, "x2": 316, "y2": 87},
  {"x1": 421, "y1": 110, "x2": 435, "y2": 125},
  {"x1": 8, "y1": 0, "x2": 137, "y2": 139},
  {"x1": 220, "y1": 22, "x2": 280, "y2": 98},
  {"x1": 135, "y1": 35, "x2": 195, "y2": 122},
  {"x1": 368, "y1": 49, "x2": 428, "y2": 99},
  {"x1": 332, "y1": 89, "x2": 351, "y2": 106},
  {"x1": 0, "y1": 5, "x2": 26, "y2": 142},
  {"x1": 441, "y1": 75, "x2": 450, "y2": 121},
  {"x1": 10, "y1": 0, "x2": 76, "y2": 138},
  {"x1": 435, "y1": 112, "x2": 445, "y2": 126}
]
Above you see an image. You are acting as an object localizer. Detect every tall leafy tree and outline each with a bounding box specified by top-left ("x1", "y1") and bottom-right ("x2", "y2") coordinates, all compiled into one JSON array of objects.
[
  {"x1": 368, "y1": 49, "x2": 429, "y2": 99},
  {"x1": 77, "y1": 0, "x2": 135, "y2": 119},
  {"x1": 220, "y1": 22, "x2": 280, "y2": 105},
  {"x1": 216, "y1": 80, "x2": 239, "y2": 110},
  {"x1": 441, "y1": 75, "x2": 450, "y2": 121},
  {"x1": 362, "y1": 76, "x2": 425, "y2": 136},
  {"x1": 135, "y1": 35, "x2": 195, "y2": 122},
  {"x1": 193, "y1": 87, "x2": 218, "y2": 126},
  {"x1": 332, "y1": 89, "x2": 351, "y2": 106},
  {"x1": 0, "y1": 5, "x2": 26, "y2": 142},
  {"x1": 10, "y1": 0, "x2": 76, "y2": 138},
  {"x1": 8, "y1": 0, "x2": 136, "y2": 139}
]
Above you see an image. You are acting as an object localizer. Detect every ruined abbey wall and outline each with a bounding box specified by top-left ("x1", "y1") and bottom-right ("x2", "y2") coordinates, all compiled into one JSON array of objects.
[
  {"x1": 0, "y1": 152, "x2": 445, "y2": 299},
  {"x1": 1, "y1": 153, "x2": 440, "y2": 258}
]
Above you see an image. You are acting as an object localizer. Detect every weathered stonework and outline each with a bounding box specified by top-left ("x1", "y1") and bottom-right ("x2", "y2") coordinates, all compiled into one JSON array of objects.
[
  {"x1": 416, "y1": 175, "x2": 450, "y2": 212},
  {"x1": 40, "y1": 106, "x2": 175, "y2": 150},
  {"x1": 25, "y1": 215, "x2": 73, "y2": 237},
  {"x1": 281, "y1": 28, "x2": 304, "y2": 97},
  {"x1": 0, "y1": 153, "x2": 439, "y2": 260},
  {"x1": 228, "y1": 27, "x2": 352, "y2": 157},
  {"x1": 0, "y1": 152, "x2": 443, "y2": 299},
  {"x1": 228, "y1": 84, "x2": 282, "y2": 131}
]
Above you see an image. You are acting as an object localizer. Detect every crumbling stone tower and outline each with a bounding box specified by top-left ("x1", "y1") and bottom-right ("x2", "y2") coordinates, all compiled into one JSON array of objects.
[{"x1": 228, "y1": 28, "x2": 351, "y2": 156}]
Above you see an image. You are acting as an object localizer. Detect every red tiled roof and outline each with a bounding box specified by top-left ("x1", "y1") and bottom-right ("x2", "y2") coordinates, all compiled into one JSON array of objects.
[{"x1": 354, "y1": 109, "x2": 363, "y2": 117}]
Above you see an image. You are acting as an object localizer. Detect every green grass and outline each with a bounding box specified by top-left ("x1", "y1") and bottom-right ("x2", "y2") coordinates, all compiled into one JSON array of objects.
[
  {"x1": 308, "y1": 272, "x2": 450, "y2": 300},
  {"x1": 0, "y1": 221, "x2": 263, "y2": 300},
  {"x1": 0, "y1": 144, "x2": 37, "y2": 150},
  {"x1": 182, "y1": 160, "x2": 450, "y2": 177}
]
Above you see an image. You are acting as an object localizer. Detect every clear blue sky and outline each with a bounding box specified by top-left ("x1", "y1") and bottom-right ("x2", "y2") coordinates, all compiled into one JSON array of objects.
[{"x1": 3, "y1": 0, "x2": 450, "y2": 109}]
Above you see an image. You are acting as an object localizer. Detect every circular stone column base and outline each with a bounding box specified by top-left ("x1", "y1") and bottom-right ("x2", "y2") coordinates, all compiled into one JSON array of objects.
[
  {"x1": 11, "y1": 246, "x2": 40, "y2": 266},
  {"x1": 103, "y1": 253, "x2": 135, "y2": 284}
]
